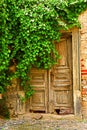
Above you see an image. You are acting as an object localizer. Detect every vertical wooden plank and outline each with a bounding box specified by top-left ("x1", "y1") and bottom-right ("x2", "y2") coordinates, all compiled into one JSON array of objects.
[
  {"x1": 29, "y1": 68, "x2": 48, "y2": 112},
  {"x1": 72, "y1": 28, "x2": 81, "y2": 115},
  {"x1": 58, "y1": 40, "x2": 67, "y2": 66},
  {"x1": 50, "y1": 36, "x2": 73, "y2": 114}
]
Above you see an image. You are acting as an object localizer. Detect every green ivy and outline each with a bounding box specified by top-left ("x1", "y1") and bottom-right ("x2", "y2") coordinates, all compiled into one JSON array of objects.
[{"x1": 1, "y1": 0, "x2": 87, "y2": 98}]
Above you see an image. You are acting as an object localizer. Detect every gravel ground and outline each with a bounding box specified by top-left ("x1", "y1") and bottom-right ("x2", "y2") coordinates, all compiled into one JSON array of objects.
[{"x1": 0, "y1": 114, "x2": 87, "y2": 130}]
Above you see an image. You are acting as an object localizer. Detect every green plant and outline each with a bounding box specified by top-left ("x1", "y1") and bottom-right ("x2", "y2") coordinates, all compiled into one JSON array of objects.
[
  {"x1": 1, "y1": 0, "x2": 87, "y2": 99},
  {"x1": 0, "y1": 86, "x2": 4, "y2": 94}
]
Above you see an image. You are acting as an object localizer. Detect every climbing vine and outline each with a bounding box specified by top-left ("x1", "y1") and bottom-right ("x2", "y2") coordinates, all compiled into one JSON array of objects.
[{"x1": 1, "y1": 0, "x2": 87, "y2": 98}]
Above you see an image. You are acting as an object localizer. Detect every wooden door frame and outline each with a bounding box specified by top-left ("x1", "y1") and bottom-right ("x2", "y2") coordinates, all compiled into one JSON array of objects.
[
  {"x1": 29, "y1": 28, "x2": 81, "y2": 115},
  {"x1": 61, "y1": 28, "x2": 81, "y2": 115},
  {"x1": 72, "y1": 28, "x2": 81, "y2": 116},
  {"x1": 48, "y1": 28, "x2": 81, "y2": 115}
]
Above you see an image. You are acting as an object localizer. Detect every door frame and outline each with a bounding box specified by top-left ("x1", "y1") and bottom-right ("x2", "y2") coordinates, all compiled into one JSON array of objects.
[
  {"x1": 29, "y1": 28, "x2": 81, "y2": 116},
  {"x1": 48, "y1": 28, "x2": 81, "y2": 115},
  {"x1": 72, "y1": 28, "x2": 81, "y2": 115}
]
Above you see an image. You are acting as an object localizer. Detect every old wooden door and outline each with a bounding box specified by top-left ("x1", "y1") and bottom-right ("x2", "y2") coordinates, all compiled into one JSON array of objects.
[
  {"x1": 29, "y1": 68, "x2": 48, "y2": 112},
  {"x1": 29, "y1": 35, "x2": 73, "y2": 114},
  {"x1": 49, "y1": 36, "x2": 73, "y2": 114}
]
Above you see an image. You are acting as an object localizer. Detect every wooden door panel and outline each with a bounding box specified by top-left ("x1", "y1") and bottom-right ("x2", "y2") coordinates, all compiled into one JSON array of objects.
[
  {"x1": 57, "y1": 40, "x2": 67, "y2": 66},
  {"x1": 31, "y1": 90, "x2": 45, "y2": 106},
  {"x1": 53, "y1": 67, "x2": 72, "y2": 88},
  {"x1": 29, "y1": 68, "x2": 48, "y2": 112},
  {"x1": 50, "y1": 36, "x2": 73, "y2": 114},
  {"x1": 54, "y1": 90, "x2": 72, "y2": 106},
  {"x1": 30, "y1": 71, "x2": 46, "y2": 87}
]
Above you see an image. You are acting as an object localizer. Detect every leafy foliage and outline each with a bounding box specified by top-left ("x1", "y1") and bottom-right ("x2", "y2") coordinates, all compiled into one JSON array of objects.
[{"x1": 1, "y1": 0, "x2": 87, "y2": 98}]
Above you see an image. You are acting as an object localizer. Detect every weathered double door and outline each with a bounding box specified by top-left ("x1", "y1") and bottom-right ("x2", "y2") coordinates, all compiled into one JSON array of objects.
[{"x1": 30, "y1": 36, "x2": 73, "y2": 114}]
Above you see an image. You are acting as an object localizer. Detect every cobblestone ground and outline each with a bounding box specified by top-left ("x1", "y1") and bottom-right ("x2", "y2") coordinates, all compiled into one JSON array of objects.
[{"x1": 0, "y1": 114, "x2": 87, "y2": 130}]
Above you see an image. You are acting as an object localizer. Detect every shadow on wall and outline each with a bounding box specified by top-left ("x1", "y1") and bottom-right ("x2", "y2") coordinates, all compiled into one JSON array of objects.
[{"x1": 0, "y1": 98, "x2": 10, "y2": 119}]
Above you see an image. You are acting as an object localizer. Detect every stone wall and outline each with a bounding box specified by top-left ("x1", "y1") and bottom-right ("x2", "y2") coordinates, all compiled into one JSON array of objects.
[
  {"x1": 79, "y1": 10, "x2": 87, "y2": 118},
  {"x1": 6, "y1": 77, "x2": 25, "y2": 117}
]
